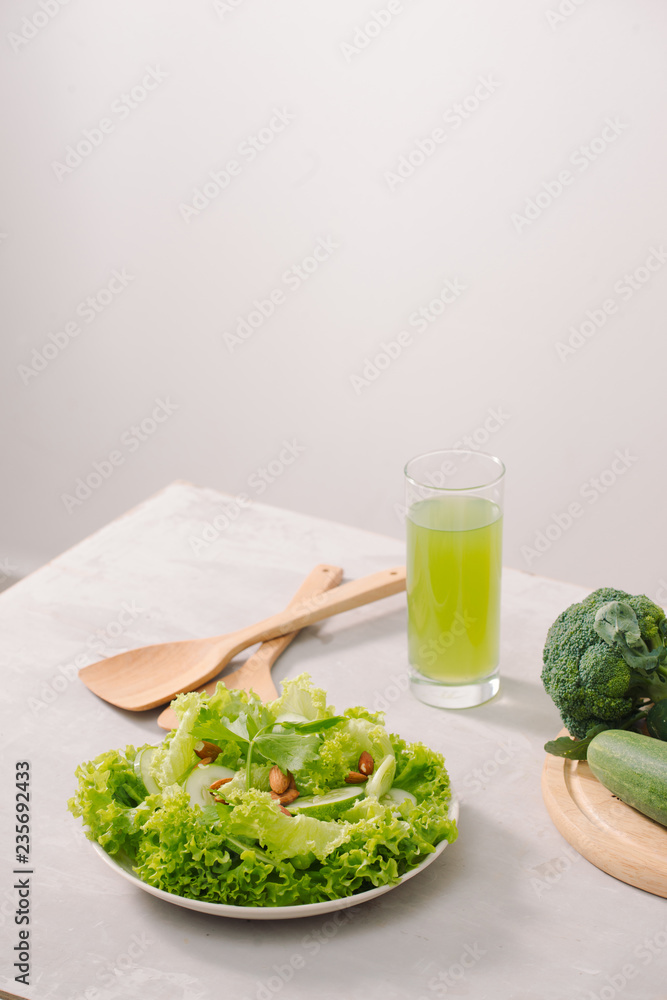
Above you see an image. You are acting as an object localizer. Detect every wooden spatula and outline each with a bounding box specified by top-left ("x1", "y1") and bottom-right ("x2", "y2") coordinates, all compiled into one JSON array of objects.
[
  {"x1": 79, "y1": 565, "x2": 406, "y2": 711},
  {"x1": 156, "y1": 563, "x2": 343, "y2": 729}
]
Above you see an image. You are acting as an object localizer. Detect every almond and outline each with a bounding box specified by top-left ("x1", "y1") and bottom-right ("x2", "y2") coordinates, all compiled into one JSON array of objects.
[
  {"x1": 269, "y1": 765, "x2": 290, "y2": 794},
  {"x1": 288, "y1": 773, "x2": 297, "y2": 791},
  {"x1": 345, "y1": 771, "x2": 368, "y2": 784},
  {"x1": 195, "y1": 741, "x2": 221, "y2": 761},
  {"x1": 271, "y1": 788, "x2": 300, "y2": 805},
  {"x1": 213, "y1": 796, "x2": 228, "y2": 804},
  {"x1": 209, "y1": 778, "x2": 232, "y2": 790},
  {"x1": 279, "y1": 805, "x2": 292, "y2": 816},
  {"x1": 197, "y1": 757, "x2": 213, "y2": 767},
  {"x1": 358, "y1": 751, "x2": 374, "y2": 776}
]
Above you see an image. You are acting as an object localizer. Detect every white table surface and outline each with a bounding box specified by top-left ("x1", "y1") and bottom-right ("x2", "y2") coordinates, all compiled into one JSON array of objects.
[{"x1": 1, "y1": 482, "x2": 665, "y2": 1000}]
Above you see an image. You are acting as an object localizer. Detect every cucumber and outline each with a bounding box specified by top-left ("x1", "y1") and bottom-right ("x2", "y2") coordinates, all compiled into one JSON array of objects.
[
  {"x1": 184, "y1": 764, "x2": 236, "y2": 810},
  {"x1": 381, "y1": 787, "x2": 417, "y2": 810},
  {"x1": 646, "y1": 701, "x2": 667, "y2": 741},
  {"x1": 134, "y1": 747, "x2": 160, "y2": 796},
  {"x1": 365, "y1": 755, "x2": 396, "y2": 799},
  {"x1": 587, "y1": 730, "x2": 667, "y2": 827},
  {"x1": 289, "y1": 786, "x2": 364, "y2": 820}
]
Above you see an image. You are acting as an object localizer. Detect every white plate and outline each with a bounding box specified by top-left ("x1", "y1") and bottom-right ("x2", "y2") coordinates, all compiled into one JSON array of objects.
[{"x1": 92, "y1": 797, "x2": 459, "y2": 920}]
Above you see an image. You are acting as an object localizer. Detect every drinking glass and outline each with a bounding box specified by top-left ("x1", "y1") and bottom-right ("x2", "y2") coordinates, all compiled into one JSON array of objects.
[{"x1": 405, "y1": 449, "x2": 505, "y2": 709}]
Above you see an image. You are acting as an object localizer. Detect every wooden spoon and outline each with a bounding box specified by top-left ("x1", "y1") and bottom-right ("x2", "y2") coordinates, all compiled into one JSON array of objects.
[
  {"x1": 156, "y1": 563, "x2": 343, "y2": 729},
  {"x1": 79, "y1": 565, "x2": 406, "y2": 711}
]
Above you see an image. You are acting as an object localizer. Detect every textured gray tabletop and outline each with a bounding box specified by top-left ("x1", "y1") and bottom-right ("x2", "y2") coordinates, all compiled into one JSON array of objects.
[{"x1": 1, "y1": 483, "x2": 664, "y2": 1000}]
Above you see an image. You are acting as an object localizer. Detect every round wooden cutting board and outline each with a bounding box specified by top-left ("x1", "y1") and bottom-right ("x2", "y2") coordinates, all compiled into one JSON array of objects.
[{"x1": 541, "y1": 733, "x2": 667, "y2": 898}]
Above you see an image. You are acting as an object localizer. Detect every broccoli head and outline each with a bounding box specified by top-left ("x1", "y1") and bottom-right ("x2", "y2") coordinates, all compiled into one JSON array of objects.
[{"x1": 541, "y1": 587, "x2": 667, "y2": 738}]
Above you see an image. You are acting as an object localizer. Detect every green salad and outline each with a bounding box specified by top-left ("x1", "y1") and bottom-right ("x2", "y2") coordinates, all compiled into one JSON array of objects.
[{"x1": 69, "y1": 674, "x2": 457, "y2": 907}]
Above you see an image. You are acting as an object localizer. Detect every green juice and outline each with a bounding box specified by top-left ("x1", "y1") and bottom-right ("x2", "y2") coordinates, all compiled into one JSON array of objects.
[{"x1": 407, "y1": 495, "x2": 502, "y2": 683}]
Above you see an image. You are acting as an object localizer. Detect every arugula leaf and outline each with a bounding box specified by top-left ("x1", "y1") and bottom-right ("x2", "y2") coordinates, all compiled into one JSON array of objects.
[
  {"x1": 544, "y1": 725, "x2": 608, "y2": 759},
  {"x1": 242, "y1": 712, "x2": 261, "y2": 741},
  {"x1": 544, "y1": 711, "x2": 645, "y2": 759},
  {"x1": 283, "y1": 716, "x2": 345, "y2": 734},
  {"x1": 191, "y1": 721, "x2": 249, "y2": 748},
  {"x1": 253, "y1": 732, "x2": 321, "y2": 772}
]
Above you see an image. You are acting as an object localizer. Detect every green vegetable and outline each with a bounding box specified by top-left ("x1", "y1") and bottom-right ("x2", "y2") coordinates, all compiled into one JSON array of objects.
[
  {"x1": 303, "y1": 713, "x2": 394, "y2": 795},
  {"x1": 134, "y1": 747, "x2": 159, "y2": 795},
  {"x1": 544, "y1": 715, "x2": 644, "y2": 760},
  {"x1": 183, "y1": 764, "x2": 236, "y2": 809},
  {"x1": 382, "y1": 788, "x2": 417, "y2": 810},
  {"x1": 541, "y1": 587, "x2": 667, "y2": 740},
  {"x1": 269, "y1": 674, "x2": 334, "y2": 723},
  {"x1": 365, "y1": 755, "x2": 396, "y2": 798},
  {"x1": 150, "y1": 695, "x2": 201, "y2": 788},
  {"x1": 646, "y1": 700, "x2": 667, "y2": 740},
  {"x1": 68, "y1": 673, "x2": 457, "y2": 907},
  {"x1": 587, "y1": 729, "x2": 667, "y2": 827},
  {"x1": 290, "y1": 786, "x2": 365, "y2": 820}
]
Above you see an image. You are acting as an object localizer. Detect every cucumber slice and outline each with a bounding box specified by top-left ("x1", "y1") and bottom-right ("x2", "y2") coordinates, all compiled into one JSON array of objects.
[
  {"x1": 365, "y1": 755, "x2": 396, "y2": 799},
  {"x1": 134, "y1": 747, "x2": 160, "y2": 796},
  {"x1": 381, "y1": 787, "x2": 417, "y2": 810},
  {"x1": 289, "y1": 786, "x2": 364, "y2": 820},
  {"x1": 184, "y1": 764, "x2": 236, "y2": 810}
]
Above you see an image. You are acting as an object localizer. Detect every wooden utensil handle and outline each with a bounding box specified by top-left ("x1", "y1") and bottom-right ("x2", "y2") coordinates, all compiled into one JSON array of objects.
[
  {"x1": 228, "y1": 565, "x2": 406, "y2": 655},
  {"x1": 156, "y1": 563, "x2": 344, "y2": 728},
  {"x1": 228, "y1": 563, "x2": 344, "y2": 665}
]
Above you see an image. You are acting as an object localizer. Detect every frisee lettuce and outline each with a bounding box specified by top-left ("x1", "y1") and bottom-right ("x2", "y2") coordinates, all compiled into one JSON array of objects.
[{"x1": 68, "y1": 673, "x2": 457, "y2": 906}]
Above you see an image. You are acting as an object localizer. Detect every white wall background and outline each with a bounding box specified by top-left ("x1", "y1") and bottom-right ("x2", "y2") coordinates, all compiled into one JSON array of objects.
[{"x1": 2, "y1": 0, "x2": 667, "y2": 597}]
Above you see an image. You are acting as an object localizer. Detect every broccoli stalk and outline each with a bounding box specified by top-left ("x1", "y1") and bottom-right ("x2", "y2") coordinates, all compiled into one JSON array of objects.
[{"x1": 541, "y1": 588, "x2": 667, "y2": 756}]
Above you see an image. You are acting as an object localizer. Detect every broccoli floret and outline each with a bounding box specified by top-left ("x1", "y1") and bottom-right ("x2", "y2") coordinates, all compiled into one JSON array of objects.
[
  {"x1": 624, "y1": 594, "x2": 667, "y2": 650},
  {"x1": 542, "y1": 587, "x2": 667, "y2": 738}
]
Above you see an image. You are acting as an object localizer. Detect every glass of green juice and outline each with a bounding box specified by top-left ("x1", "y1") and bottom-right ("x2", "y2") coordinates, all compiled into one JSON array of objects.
[{"x1": 405, "y1": 449, "x2": 505, "y2": 709}]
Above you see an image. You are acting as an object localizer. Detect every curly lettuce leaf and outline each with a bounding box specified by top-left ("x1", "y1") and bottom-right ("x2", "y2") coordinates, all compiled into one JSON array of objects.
[
  {"x1": 150, "y1": 694, "x2": 201, "y2": 788},
  {"x1": 303, "y1": 713, "x2": 394, "y2": 794},
  {"x1": 268, "y1": 673, "x2": 334, "y2": 723},
  {"x1": 225, "y1": 788, "x2": 349, "y2": 863},
  {"x1": 67, "y1": 746, "x2": 158, "y2": 855},
  {"x1": 189, "y1": 685, "x2": 272, "y2": 762}
]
